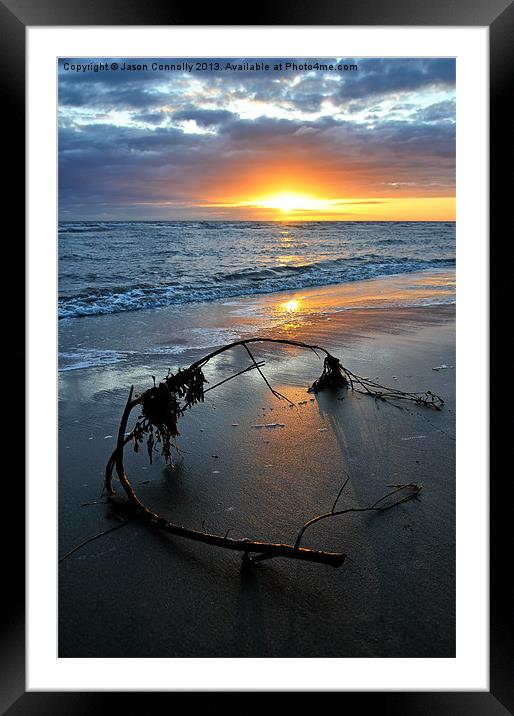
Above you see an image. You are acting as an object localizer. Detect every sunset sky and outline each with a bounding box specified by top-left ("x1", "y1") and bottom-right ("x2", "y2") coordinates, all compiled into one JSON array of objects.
[{"x1": 58, "y1": 58, "x2": 456, "y2": 221}]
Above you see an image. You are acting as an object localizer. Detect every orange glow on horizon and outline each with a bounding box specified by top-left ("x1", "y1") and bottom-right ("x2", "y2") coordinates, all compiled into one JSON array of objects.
[
  {"x1": 188, "y1": 154, "x2": 455, "y2": 220},
  {"x1": 204, "y1": 194, "x2": 455, "y2": 221}
]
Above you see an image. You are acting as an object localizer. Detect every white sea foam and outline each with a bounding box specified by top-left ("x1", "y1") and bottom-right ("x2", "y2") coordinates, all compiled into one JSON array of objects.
[{"x1": 58, "y1": 348, "x2": 136, "y2": 371}]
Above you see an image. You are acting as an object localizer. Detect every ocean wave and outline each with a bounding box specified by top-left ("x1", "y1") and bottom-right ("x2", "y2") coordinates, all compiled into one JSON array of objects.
[
  {"x1": 58, "y1": 257, "x2": 455, "y2": 319},
  {"x1": 59, "y1": 223, "x2": 116, "y2": 234}
]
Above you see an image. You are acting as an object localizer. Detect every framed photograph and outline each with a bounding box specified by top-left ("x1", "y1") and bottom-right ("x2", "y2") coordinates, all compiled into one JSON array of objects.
[{"x1": 2, "y1": 0, "x2": 509, "y2": 709}]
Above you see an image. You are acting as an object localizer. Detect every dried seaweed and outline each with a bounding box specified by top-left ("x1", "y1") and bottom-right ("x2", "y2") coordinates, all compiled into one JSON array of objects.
[
  {"x1": 308, "y1": 354, "x2": 349, "y2": 393},
  {"x1": 131, "y1": 366, "x2": 208, "y2": 465}
]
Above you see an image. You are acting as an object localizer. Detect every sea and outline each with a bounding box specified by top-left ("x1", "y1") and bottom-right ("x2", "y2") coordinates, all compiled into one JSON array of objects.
[{"x1": 58, "y1": 221, "x2": 455, "y2": 371}]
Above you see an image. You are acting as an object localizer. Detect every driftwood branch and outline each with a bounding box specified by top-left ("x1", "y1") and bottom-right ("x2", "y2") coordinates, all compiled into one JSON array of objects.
[
  {"x1": 108, "y1": 499, "x2": 346, "y2": 567},
  {"x1": 103, "y1": 338, "x2": 440, "y2": 568}
]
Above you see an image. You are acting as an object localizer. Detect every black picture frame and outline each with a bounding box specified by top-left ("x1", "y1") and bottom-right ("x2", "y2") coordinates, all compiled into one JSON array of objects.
[{"x1": 2, "y1": 0, "x2": 509, "y2": 710}]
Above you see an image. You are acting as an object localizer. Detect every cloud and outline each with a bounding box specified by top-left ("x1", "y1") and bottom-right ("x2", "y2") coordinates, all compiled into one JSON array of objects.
[
  {"x1": 337, "y1": 58, "x2": 455, "y2": 101},
  {"x1": 172, "y1": 109, "x2": 235, "y2": 127},
  {"x1": 58, "y1": 58, "x2": 455, "y2": 218},
  {"x1": 58, "y1": 57, "x2": 455, "y2": 117},
  {"x1": 411, "y1": 99, "x2": 456, "y2": 123}
]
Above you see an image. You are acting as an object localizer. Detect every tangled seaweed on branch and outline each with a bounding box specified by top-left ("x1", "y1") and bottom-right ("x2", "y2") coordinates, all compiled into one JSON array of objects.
[
  {"x1": 341, "y1": 367, "x2": 444, "y2": 409},
  {"x1": 103, "y1": 337, "x2": 442, "y2": 568},
  {"x1": 308, "y1": 354, "x2": 349, "y2": 393}
]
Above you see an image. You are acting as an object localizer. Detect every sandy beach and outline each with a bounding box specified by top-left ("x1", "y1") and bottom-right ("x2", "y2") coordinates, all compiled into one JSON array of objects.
[{"x1": 58, "y1": 277, "x2": 455, "y2": 659}]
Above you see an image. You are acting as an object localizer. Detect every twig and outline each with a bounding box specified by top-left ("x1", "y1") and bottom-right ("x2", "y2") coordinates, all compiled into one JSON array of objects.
[
  {"x1": 59, "y1": 517, "x2": 127, "y2": 563},
  {"x1": 242, "y1": 343, "x2": 295, "y2": 406},
  {"x1": 203, "y1": 361, "x2": 265, "y2": 394},
  {"x1": 331, "y1": 472, "x2": 351, "y2": 513},
  {"x1": 294, "y1": 483, "x2": 421, "y2": 549}
]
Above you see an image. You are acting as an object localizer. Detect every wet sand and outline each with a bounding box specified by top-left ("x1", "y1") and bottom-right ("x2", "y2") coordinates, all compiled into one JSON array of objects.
[{"x1": 58, "y1": 294, "x2": 455, "y2": 658}]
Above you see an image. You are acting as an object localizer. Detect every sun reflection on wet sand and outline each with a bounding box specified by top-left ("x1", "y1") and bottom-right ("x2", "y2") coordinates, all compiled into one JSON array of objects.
[
  {"x1": 282, "y1": 299, "x2": 301, "y2": 313},
  {"x1": 274, "y1": 297, "x2": 307, "y2": 331},
  {"x1": 262, "y1": 271, "x2": 454, "y2": 324}
]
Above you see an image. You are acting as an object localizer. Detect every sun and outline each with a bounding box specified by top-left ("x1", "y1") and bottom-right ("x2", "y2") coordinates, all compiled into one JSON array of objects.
[
  {"x1": 271, "y1": 193, "x2": 303, "y2": 212},
  {"x1": 257, "y1": 192, "x2": 334, "y2": 213}
]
